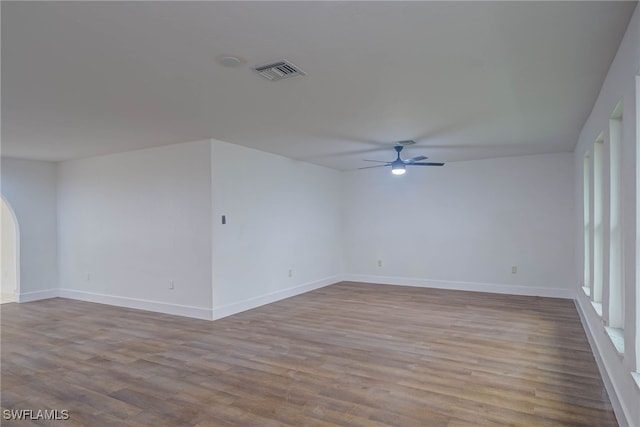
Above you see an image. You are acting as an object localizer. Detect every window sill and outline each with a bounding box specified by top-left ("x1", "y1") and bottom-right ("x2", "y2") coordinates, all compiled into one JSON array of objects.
[
  {"x1": 632, "y1": 372, "x2": 640, "y2": 391},
  {"x1": 582, "y1": 286, "x2": 591, "y2": 297},
  {"x1": 591, "y1": 301, "x2": 602, "y2": 317},
  {"x1": 604, "y1": 327, "x2": 624, "y2": 356}
]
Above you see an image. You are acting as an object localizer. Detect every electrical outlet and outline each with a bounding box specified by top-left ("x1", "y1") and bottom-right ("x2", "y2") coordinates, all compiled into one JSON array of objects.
[
  {"x1": 288, "y1": 269, "x2": 293, "y2": 278},
  {"x1": 377, "y1": 260, "x2": 382, "y2": 267},
  {"x1": 511, "y1": 266, "x2": 517, "y2": 274},
  {"x1": 169, "y1": 280, "x2": 174, "y2": 290}
]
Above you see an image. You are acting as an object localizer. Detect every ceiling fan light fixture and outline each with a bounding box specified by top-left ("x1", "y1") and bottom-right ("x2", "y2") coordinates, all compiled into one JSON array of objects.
[
  {"x1": 358, "y1": 143, "x2": 444, "y2": 173},
  {"x1": 391, "y1": 162, "x2": 406, "y2": 175}
]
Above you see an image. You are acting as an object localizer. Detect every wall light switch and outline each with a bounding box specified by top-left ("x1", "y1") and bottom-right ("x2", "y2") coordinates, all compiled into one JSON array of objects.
[
  {"x1": 222, "y1": 215, "x2": 226, "y2": 225},
  {"x1": 169, "y1": 280, "x2": 174, "y2": 290},
  {"x1": 511, "y1": 266, "x2": 517, "y2": 274}
]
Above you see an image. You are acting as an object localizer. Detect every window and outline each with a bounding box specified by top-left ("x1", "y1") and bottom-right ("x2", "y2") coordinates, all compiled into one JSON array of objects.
[
  {"x1": 593, "y1": 135, "x2": 604, "y2": 316},
  {"x1": 606, "y1": 100, "x2": 624, "y2": 354},
  {"x1": 635, "y1": 76, "x2": 640, "y2": 384},
  {"x1": 583, "y1": 153, "x2": 591, "y2": 297}
]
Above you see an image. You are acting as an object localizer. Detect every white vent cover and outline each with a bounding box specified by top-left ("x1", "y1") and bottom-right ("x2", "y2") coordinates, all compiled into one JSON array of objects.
[{"x1": 254, "y1": 60, "x2": 305, "y2": 81}]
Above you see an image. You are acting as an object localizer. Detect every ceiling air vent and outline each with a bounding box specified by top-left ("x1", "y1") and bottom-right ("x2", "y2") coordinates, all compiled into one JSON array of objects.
[{"x1": 254, "y1": 60, "x2": 305, "y2": 81}]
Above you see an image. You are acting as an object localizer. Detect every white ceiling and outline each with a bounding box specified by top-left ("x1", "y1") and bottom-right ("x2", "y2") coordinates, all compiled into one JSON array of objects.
[{"x1": 2, "y1": 1, "x2": 636, "y2": 170}]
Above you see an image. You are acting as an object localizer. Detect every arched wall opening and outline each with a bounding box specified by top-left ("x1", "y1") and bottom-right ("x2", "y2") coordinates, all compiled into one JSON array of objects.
[{"x1": 1, "y1": 196, "x2": 20, "y2": 303}]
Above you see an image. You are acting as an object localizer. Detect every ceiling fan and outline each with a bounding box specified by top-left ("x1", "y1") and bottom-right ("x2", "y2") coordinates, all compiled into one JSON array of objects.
[{"x1": 358, "y1": 142, "x2": 444, "y2": 175}]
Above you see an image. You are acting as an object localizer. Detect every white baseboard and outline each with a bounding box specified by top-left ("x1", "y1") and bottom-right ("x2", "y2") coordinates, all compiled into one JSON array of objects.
[
  {"x1": 23, "y1": 276, "x2": 340, "y2": 321},
  {"x1": 58, "y1": 288, "x2": 213, "y2": 320},
  {"x1": 15, "y1": 275, "x2": 572, "y2": 320},
  {"x1": 212, "y1": 275, "x2": 340, "y2": 320},
  {"x1": 574, "y1": 296, "x2": 630, "y2": 427},
  {"x1": 17, "y1": 288, "x2": 59, "y2": 303},
  {"x1": 342, "y1": 274, "x2": 574, "y2": 299}
]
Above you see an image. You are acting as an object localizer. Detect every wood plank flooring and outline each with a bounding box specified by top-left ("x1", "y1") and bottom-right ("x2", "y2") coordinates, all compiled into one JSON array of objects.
[{"x1": 1, "y1": 282, "x2": 617, "y2": 426}]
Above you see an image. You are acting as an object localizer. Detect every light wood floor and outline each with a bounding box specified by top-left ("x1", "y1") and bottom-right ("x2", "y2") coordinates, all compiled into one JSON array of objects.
[{"x1": 1, "y1": 282, "x2": 617, "y2": 426}]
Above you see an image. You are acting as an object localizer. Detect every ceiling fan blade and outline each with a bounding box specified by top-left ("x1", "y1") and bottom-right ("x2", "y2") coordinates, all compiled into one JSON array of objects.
[
  {"x1": 410, "y1": 162, "x2": 445, "y2": 166},
  {"x1": 403, "y1": 155, "x2": 428, "y2": 163},
  {"x1": 357, "y1": 164, "x2": 390, "y2": 170},
  {"x1": 363, "y1": 159, "x2": 391, "y2": 163}
]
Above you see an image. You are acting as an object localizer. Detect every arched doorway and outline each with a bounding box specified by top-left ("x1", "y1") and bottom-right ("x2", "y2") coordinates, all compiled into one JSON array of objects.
[{"x1": 1, "y1": 197, "x2": 19, "y2": 303}]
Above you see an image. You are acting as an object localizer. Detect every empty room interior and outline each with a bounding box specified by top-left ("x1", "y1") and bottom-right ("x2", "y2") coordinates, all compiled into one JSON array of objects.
[{"x1": 2, "y1": 1, "x2": 640, "y2": 426}]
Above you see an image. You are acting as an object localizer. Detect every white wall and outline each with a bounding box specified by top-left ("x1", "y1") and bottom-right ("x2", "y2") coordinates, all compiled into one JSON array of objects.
[
  {"x1": 57, "y1": 140, "x2": 213, "y2": 319},
  {"x1": 210, "y1": 140, "x2": 342, "y2": 318},
  {"x1": 574, "y1": 5, "x2": 639, "y2": 427},
  {"x1": 0, "y1": 158, "x2": 58, "y2": 300},
  {"x1": 1, "y1": 197, "x2": 18, "y2": 295},
  {"x1": 343, "y1": 152, "x2": 575, "y2": 297}
]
